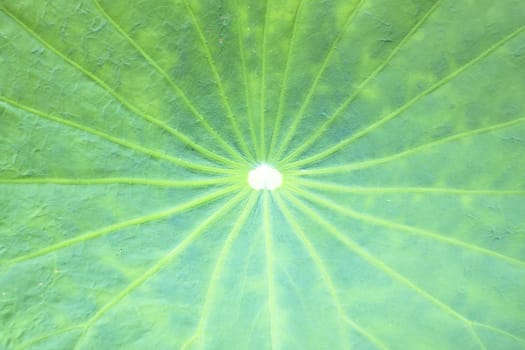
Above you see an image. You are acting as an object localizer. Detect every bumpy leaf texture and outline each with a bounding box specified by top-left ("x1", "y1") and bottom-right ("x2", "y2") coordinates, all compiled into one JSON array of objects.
[{"x1": 1, "y1": 0, "x2": 525, "y2": 349}]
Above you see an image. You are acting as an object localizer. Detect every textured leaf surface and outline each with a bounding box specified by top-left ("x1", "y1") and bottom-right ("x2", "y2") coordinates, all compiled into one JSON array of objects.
[{"x1": 1, "y1": 0, "x2": 525, "y2": 349}]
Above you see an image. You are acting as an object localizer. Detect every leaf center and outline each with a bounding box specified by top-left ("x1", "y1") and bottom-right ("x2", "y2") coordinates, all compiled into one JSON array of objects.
[{"x1": 248, "y1": 164, "x2": 283, "y2": 190}]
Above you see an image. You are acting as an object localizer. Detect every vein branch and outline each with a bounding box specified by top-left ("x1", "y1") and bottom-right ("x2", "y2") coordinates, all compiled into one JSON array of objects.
[
  {"x1": 275, "y1": 191, "x2": 387, "y2": 350},
  {"x1": 0, "y1": 96, "x2": 234, "y2": 174},
  {"x1": 259, "y1": 0, "x2": 270, "y2": 158},
  {"x1": 181, "y1": 192, "x2": 258, "y2": 349},
  {"x1": 0, "y1": 177, "x2": 236, "y2": 187},
  {"x1": 473, "y1": 322, "x2": 525, "y2": 346},
  {"x1": 285, "y1": 191, "x2": 486, "y2": 347},
  {"x1": 73, "y1": 189, "x2": 249, "y2": 349},
  {"x1": 2, "y1": 6, "x2": 238, "y2": 168},
  {"x1": 286, "y1": 23, "x2": 525, "y2": 169},
  {"x1": 234, "y1": 0, "x2": 259, "y2": 159},
  {"x1": 18, "y1": 326, "x2": 84, "y2": 350},
  {"x1": 295, "y1": 178, "x2": 525, "y2": 196},
  {"x1": 6, "y1": 186, "x2": 240, "y2": 266},
  {"x1": 268, "y1": 0, "x2": 304, "y2": 161},
  {"x1": 289, "y1": 115, "x2": 525, "y2": 174},
  {"x1": 274, "y1": 0, "x2": 367, "y2": 159},
  {"x1": 92, "y1": 0, "x2": 248, "y2": 165},
  {"x1": 280, "y1": 0, "x2": 443, "y2": 163},
  {"x1": 182, "y1": 0, "x2": 253, "y2": 160},
  {"x1": 263, "y1": 192, "x2": 278, "y2": 349},
  {"x1": 291, "y1": 186, "x2": 525, "y2": 268}
]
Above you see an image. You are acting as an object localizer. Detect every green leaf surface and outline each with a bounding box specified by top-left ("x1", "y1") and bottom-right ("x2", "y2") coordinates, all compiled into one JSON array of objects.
[{"x1": 1, "y1": 0, "x2": 525, "y2": 349}]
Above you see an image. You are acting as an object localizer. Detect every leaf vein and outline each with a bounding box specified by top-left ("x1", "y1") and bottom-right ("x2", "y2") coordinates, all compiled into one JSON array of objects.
[
  {"x1": 1, "y1": 6, "x2": 237, "y2": 167},
  {"x1": 292, "y1": 187, "x2": 525, "y2": 268},
  {"x1": 0, "y1": 97, "x2": 234, "y2": 174},
  {"x1": 91, "y1": 0, "x2": 249, "y2": 164},
  {"x1": 0, "y1": 177, "x2": 236, "y2": 187},
  {"x1": 181, "y1": 192, "x2": 258, "y2": 349},
  {"x1": 6, "y1": 186, "x2": 239, "y2": 266},
  {"x1": 288, "y1": 23, "x2": 525, "y2": 168},
  {"x1": 290, "y1": 115, "x2": 525, "y2": 173},
  {"x1": 274, "y1": 0, "x2": 367, "y2": 159},
  {"x1": 73, "y1": 189, "x2": 248, "y2": 349},
  {"x1": 268, "y1": 0, "x2": 305, "y2": 161},
  {"x1": 276, "y1": 191, "x2": 387, "y2": 350},
  {"x1": 286, "y1": 191, "x2": 487, "y2": 347},
  {"x1": 182, "y1": 0, "x2": 253, "y2": 160},
  {"x1": 281, "y1": 0, "x2": 443, "y2": 163}
]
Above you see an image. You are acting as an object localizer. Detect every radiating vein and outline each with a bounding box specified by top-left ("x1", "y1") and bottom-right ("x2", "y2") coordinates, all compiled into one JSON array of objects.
[
  {"x1": 92, "y1": 0, "x2": 248, "y2": 164},
  {"x1": 72, "y1": 188, "x2": 249, "y2": 349},
  {"x1": 263, "y1": 191, "x2": 278, "y2": 349},
  {"x1": 295, "y1": 178, "x2": 525, "y2": 196},
  {"x1": 233, "y1": 223, "x2": 261, "y2": 326},
  {"x1": 6, "y1": 185, "x2": 240, "y2": 266},
  {"x1": 471, "y1": 329, "x2": 488, "y2": 350},
  {"x1": 0, "y1": 96, "x2": 235, "y2": 174},
  {"x1": 1, "y1": 6, "x2": 239, "y2": 168},
  {"x1": 268, "y1": 0, "x2": 304, "y2": 161},
  {"x1": 259, "y1": 0, "x2": 270, "y2": 157},
  {"x1": 286, "y1": 23, "x2": 525, "y2": 169},
  {"x1": 275, "y1": 191, "x2": 387, "y2": 350},
  {"x1": 0, "y1": 177, "x2": 236, "y2": 187},
  {"x1": 278, "y1": 264, "x2": 309, "y2": 322},
  {"x1": 234, "y1": 0, "x2": 259, "y2": 159},
  {"x1": 181, "y1": 0, "x2": 253, "y2": 160},
  {"x1": 18, "y1": 326, "x2": 84, "y2": 350},
  {"x1": 247, "y1": 304, "x2": 267, "y2": 348},
  {"x1": 289, "y1": 115, "x2": 525, "y2": 174},
  {"x1": 291, "y1": 186, "x2": 525, "y2": 268},
  {"x1": 181, "y1": 191, "x2": 258, "y2": 350},
  {"x1": 274, "y1": 0, "x2": 367, "y2": 159},
  {"x1": 285, "y1": 191, "x2": 487, "y2": 348},
  {"x1": 280, "y1": 0, "x2": 443, "y2": 163},
  {"x1": 473, "y1": 321, "x2": 525, "y2": 345}
]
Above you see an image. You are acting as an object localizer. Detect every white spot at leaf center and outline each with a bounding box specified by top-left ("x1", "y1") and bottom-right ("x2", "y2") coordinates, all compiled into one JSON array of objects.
[{"x1": 248, "y1": 164, "x2": 282, "y2": 190}]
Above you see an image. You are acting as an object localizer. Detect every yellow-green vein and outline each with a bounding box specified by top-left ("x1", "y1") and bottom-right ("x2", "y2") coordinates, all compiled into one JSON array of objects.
[
  {"x1": 1, "y1": 6, "x2": 239, "y2": 168},
  {"x1": 234, "y1": 0, "x2": 260, "y2": 159},
  {"x1": 273, "y1": 0, "x2": 367, "y2": 160},
  {"x1": 284, "y1": 23, "x2": 525, "y2": 169},
  {"x1": 294, "y1": 178, "x2": 525, "y2": 196},
  {"x1": 259, "y1": 0, "x2": 270, "y2": 158},
  {"x1": 181, "y1": 191, "x2": 258, "y2": 350},
  {"x1": 6, "y1": 185, "x2": 240, "y2": 266},
  {"x1": 92, "y1": 0, "x2": 248, "y2": 165},
  {"x1": 0, "y1": 96, "x2": 235, "y2": 174},
  {"x1": 291, "y1": 186, "x2": 525, "y2": 268},
  {"x1": 72, "y1": 188, "x2": 249, "y2": 349},
  {"x1": 287, "y1": 114, "x2": 525, "y2": 174},
  {"x1": 267, "y1": 0, "x2": 304, "y2": 161},
  {"x1": 181, "y1": 0, "x2": 254, "y2": 161},
  {"x1": 280, "y1": 0, "x2": 443, "y2": 164},
  {"x1": 263, "y1": 191, "x2": 278, "y2": 349},
  {"x1": 0, "y1": 177, "x2": 237, "y2": 187},
  {"x1": 232, "y1": 222, "x2": 261, "y2": 326},
  {"x1": 285, "y1": 191, "x2": 487, "y2": 349},
  {"x1": 472, "y1": 322, "x2": 525, "y2": 346},
  {"x1": 275, "y1": 190, "x2": 387, "y2": 350},
  {"x1": 18, "y1": 326, "x2": 84, "y2": 350}
]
